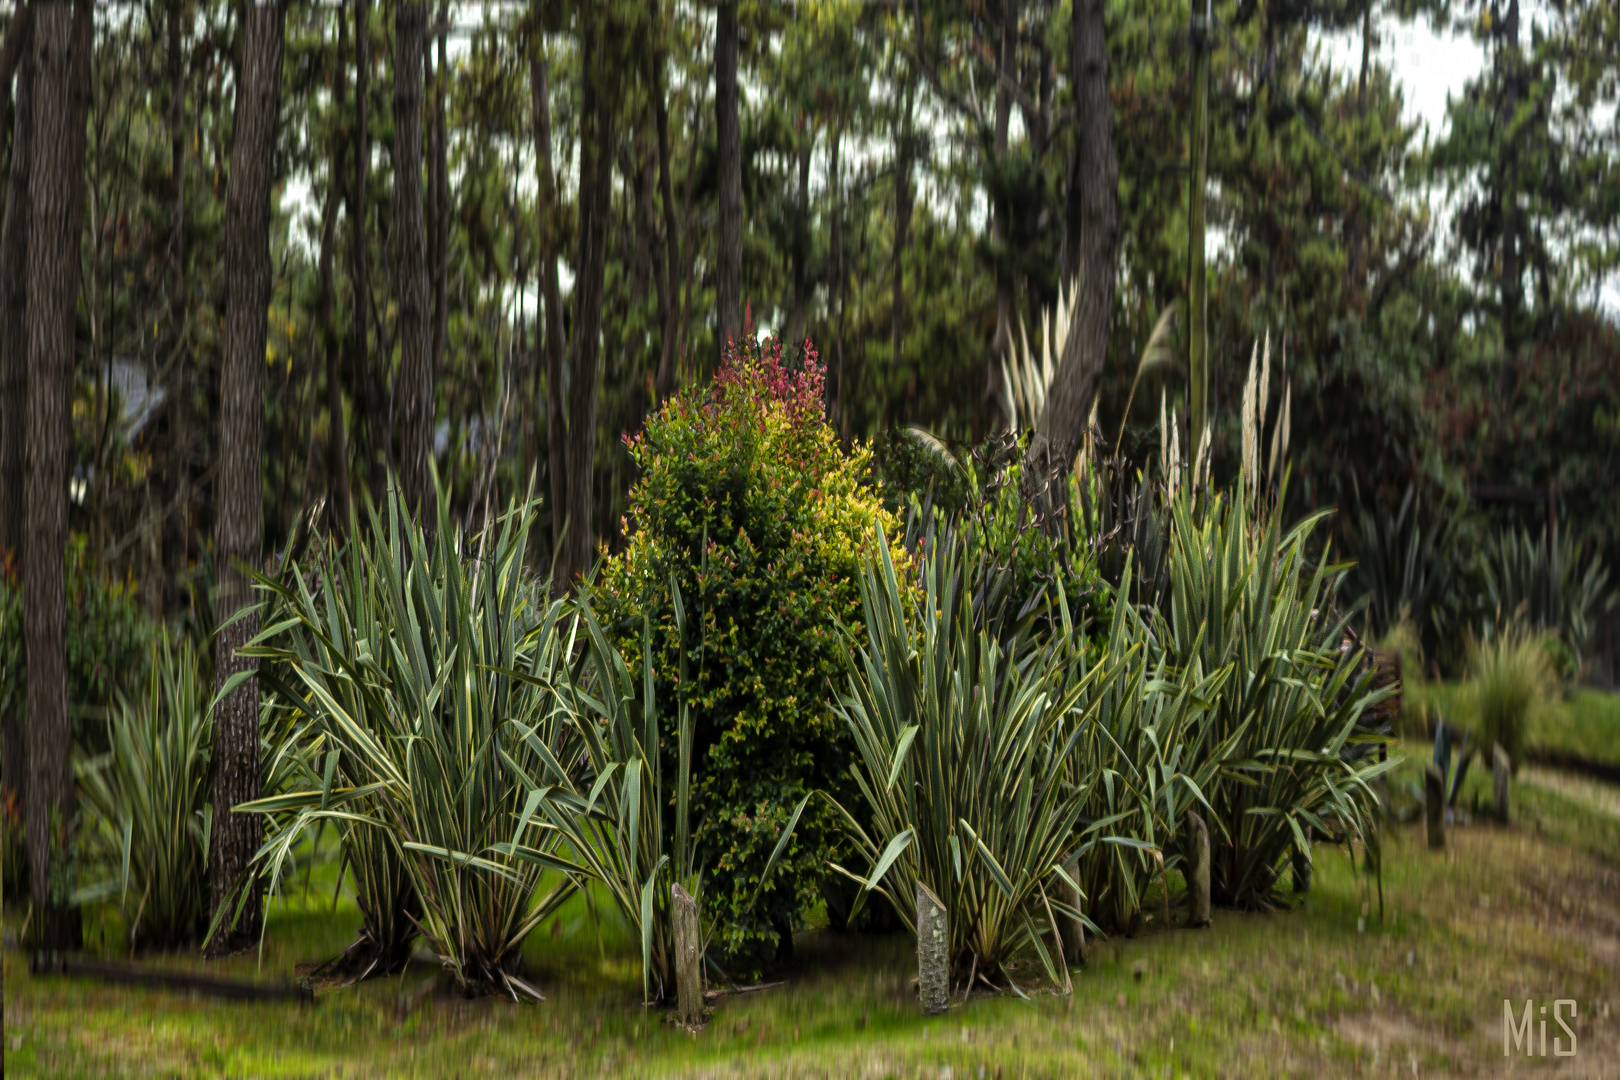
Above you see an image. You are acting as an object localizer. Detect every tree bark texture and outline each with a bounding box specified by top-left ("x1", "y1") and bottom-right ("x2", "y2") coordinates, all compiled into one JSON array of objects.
[
  {"x1": 317, "y1": 148, "x2": 347, "y2": 529},
  {"x1": 891, "y1": 84, "x2": 912, "y2": 370},
  {"x1": 652, "y1": 40, "x2": 681, "y2": 402},
  {"x1": 1027, "y1": 0, "x2": 1117, "y2": 499},
  {"x1": 0, "y1": 4, "x2": 31, "y2": 570},
  {"x1": 671, "y1": 882, "x2": 704, "y2": 1025},
  {"x1": 393, "y1": 0, "x2": 431, "y2": 517},
  {"x1": 24, "y1": 0, "x2": 90, "y2": 952},
  {"x1": 529, "y1": 36, "x2": 568, "y2": 570},
  {"x1": 715, "y1": 2, "x2": 741, "y2": 343},
  {"x1": 0, "y1": 9, "x2": 33, "y2": 809},
  {"x1": 1187, "y1": 811, "x2": 1211, "y2": 927},
  {"x1": 429, "y1": 4, "x2": 448, "y2": 394},
  {"x1": 208, "y1": 0, "x2": 284, "y2": 957},
  {"x1": 554, "y1": 9, "x2": 614, "y2": 588},
  {"x1": 325, "y1": 9, "x2": 352, "y2": 529},
  {"x1": 348, "y1": 0, "x2": 376, "y2": 500},
  {"x1": 916, "y1": 881, "x2": 949, "y2": 1015}
]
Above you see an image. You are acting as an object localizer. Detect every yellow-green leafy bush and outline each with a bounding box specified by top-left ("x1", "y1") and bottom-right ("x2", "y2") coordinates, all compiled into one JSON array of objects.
[{"x1": 597, "y1": 337, "x2": 899, "y2": 971}]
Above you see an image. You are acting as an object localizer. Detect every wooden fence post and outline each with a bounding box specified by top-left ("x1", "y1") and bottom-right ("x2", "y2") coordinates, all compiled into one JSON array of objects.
[
  {"x1": 1493, "y1": 743, "x2": 1511, "y2": 823},
  {"x1": 917, "y1": 881, "x2": 949, "y2": 1016},
  {"x1": 1188, "y1": 811, "x2": 1211, "y2": 928},
  {"x1": 1059, "y1": 853, "x2": 1086, "y2": 966},
  {"x1": 1292, "y1": 827, "x2": 1312, "y2": 895},
  {"x1": 1424, "y1": 764, "x2": 1446, "y2": 851},
  {"x1": 671, "y1": 883, "x2": 704, "y2": 1027}
]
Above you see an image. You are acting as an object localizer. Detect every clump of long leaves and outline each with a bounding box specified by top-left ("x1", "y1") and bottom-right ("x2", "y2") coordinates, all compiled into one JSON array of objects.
[
  {"x1": 497, "y1": 586, "x2": 708, "y2": 1005},
  {"x1": 1064, "y1": 585, "x2": 1231, "y2": 933},
  {"x1": 1346, "y1": 480, "x2": 1472, "y2": 665},
  {"x1": 1164, "y1": 491, "x2": 1395, "y2": 909},
  {"x1": 830, "y1": 523, "x2": 1088, "y2": 993},
  {"x1": 77, "y1": 634, "x2": 212, "y2": 950},
  {"x1": 237, "y1": 485, "x2": 579, "y2": 998},
  {"x1": 1478, "y1": 526, "x2": 1611, "y2": 676},
  {"x1": 1467, "y1": 623, "x2": 1554, "y2": 771}
]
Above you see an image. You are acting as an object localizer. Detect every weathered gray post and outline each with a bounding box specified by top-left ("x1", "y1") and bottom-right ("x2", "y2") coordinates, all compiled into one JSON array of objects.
[
  {"x1": 1493, "y1": 743, "x2": 1511, "y2": 823},
  {"x1": 917, "y1": 881, "x2": 949, "y2": 1015},
  {"x1": 671, "y1": 883, "x2": 704, "y2": 1027},
  {"x1": 1188, "y1": 811, "x2": 1211, "y2": 928},
  {"x1": 1424, "y1": 764, "x2": 1446, "y2": 850},
  {"x1": 1059, "y1": 854, "x2": 1086, "y2": 965}
]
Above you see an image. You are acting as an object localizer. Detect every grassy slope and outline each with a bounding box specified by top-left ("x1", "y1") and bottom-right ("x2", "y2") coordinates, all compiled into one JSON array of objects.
[{"x1": 6, "y1": 749, "x2": 1620, "y2": 1078}]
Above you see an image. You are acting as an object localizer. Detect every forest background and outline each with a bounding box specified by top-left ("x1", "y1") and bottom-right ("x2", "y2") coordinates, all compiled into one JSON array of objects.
[{"x1": 0, "y1": 0, "x2": 1618, "y2": 828}]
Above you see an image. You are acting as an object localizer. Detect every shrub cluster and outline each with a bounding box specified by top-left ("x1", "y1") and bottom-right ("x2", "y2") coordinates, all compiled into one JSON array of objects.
[{"x1": 596, "y1": 336, "x2": 899, "y2": 971}]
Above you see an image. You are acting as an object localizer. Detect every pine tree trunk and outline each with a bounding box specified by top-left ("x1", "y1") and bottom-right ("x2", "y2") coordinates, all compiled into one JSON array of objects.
[
  {"x1": 207, "y1": 0, "x2": 284, "y2": 957},
  {"x1": 393, "y1": 0, "x2": 431, "y2": 517},
  {"x1": 325, "y1": 10, "x2": 351, "y2": 529},
  {"x1": 715, "y1": 2, "x2": 741, "y2": 343},
  {"x1": 24, "y1": 0, "x2": 90, "y2": 954},
  {"x1": 0, "y1": 8, "x2": 33, "y2": 810},
  {"x1": 429, "y1": 4, "x2": 448, "y2": 395},
  {"x1": 348, "y1": 0, "x2": 376, "y2": 501},
  {"x1": 316, "y1": 150, "x2": 346, "y2": 530},
  {"x1": 651, "y1": 38, "x2": 681, "y2": 402},
  {"x1": 529, "y1": 34, "x2": 568, "y2": 571},
  {"x1": 1026, "y1": 0, "x2": 1117, "y2": 498},
  {"x1": 558, "y1": 7, "x2": 614, "y2": 587}
]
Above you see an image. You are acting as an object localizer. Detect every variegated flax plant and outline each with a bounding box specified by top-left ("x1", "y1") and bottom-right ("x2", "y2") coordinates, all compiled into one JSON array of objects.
[{"x1": 232, "y1": 481, "x2": 581, "y2": 998}]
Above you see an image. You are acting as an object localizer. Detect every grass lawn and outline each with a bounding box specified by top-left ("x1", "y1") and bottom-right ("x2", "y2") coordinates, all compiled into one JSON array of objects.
[{"x1": 5, "y1": 745, "x2": 1620, "y2": 1078}]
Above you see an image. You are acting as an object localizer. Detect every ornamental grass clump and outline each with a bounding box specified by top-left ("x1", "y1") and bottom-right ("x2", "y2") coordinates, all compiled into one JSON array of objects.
[
  {"x1": 77, "y1": 634, "x2": 212, "y2": 951},
  {"x1": 1467, "y1": 624, "x2": 1554, "y2": 771},
  {"x1": 1163, "y1": 490, "x2": 1394, "y2": 909},
  {"x1": 830, "y1": 523, "x2": 1089, "y2": 992},
  {"x1": 597, "y1": 335, "x2": 899, "y2": 972},
  {"x1": 236, "y1": 484, "x2": 578, "y2": 998}
]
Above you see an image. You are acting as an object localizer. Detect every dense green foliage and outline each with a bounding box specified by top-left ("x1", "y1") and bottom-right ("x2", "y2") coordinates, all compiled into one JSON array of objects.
[
  {"x1": 1161, "y1": 492, "x2": 1393, "y2": 908},
  {"x1": 831, "y1": 524, "x2": 1092, "y2": 987},
  {"x1": 239, "y1": 487, "x2": 577, "y2": 997},
  {"x1": 0, "y1": 537, "x2": 156, "y2": 753},
  {"x1": 597, "y1": 337, "x2": 898, "y2": 972},
  {"x1": 76, "y1": 636, "x2": 212, "y2": 951}
]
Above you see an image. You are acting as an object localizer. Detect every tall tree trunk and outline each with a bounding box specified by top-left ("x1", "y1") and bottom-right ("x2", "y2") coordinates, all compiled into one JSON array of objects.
[
  {"x1": 24, "y1": 0, "x2": 91, "y2": 953},
  {"x1": 429, "y1": 3, "x2": 448, "y2": 396},
  {"x1": 0, "y1": 5, "x2": 32, "y2": 816},
  {"x1": 892, "y1": 84, "x2": 913, "y2": 372},
  {"x1": 157, "y1": 0, "x2": 186, "y2": 619},
  {"x1": 789, "y1": 123, "x2": 810, "y2": 351},
  {"x1": 529, "y1": 30, "x2": 568, "y2": 568},
  {"x1": 988, "y1": 0, "x2": 1016, "y2": 397},
  {"x1": 715, "y1": 1, "x2": 741, "y2": 344},
  {"x1": 393, "y1": 0, "x2": 431, "y2": 516},
  {"x1": 326, "y1": 10, "x2": 352, "y2": 529},
  {"x1": 558, "y1": 6, "x2": 615, "y2": 587},
  {"x1": 640, "y1": 115, "x2": 671, "y2": 393},
  {"x1": 651, "y1": 35, "x2": 681, "y2": 402},
  {"x1": 1498, "y1": 0, "x2": 1523, "y2": 357},
  {"x1": 829, "y1": 112, "x2": 845, "y2": 436},
  {"x1": 348, "y1": 0, "x2": 375, "y2": 501},
  {"x1": 207, "y1": 0, "x2": 284, "y2": 958},
  {"x1": 1027, "y1": 0, "x2": 1116, "y2": 497}
]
